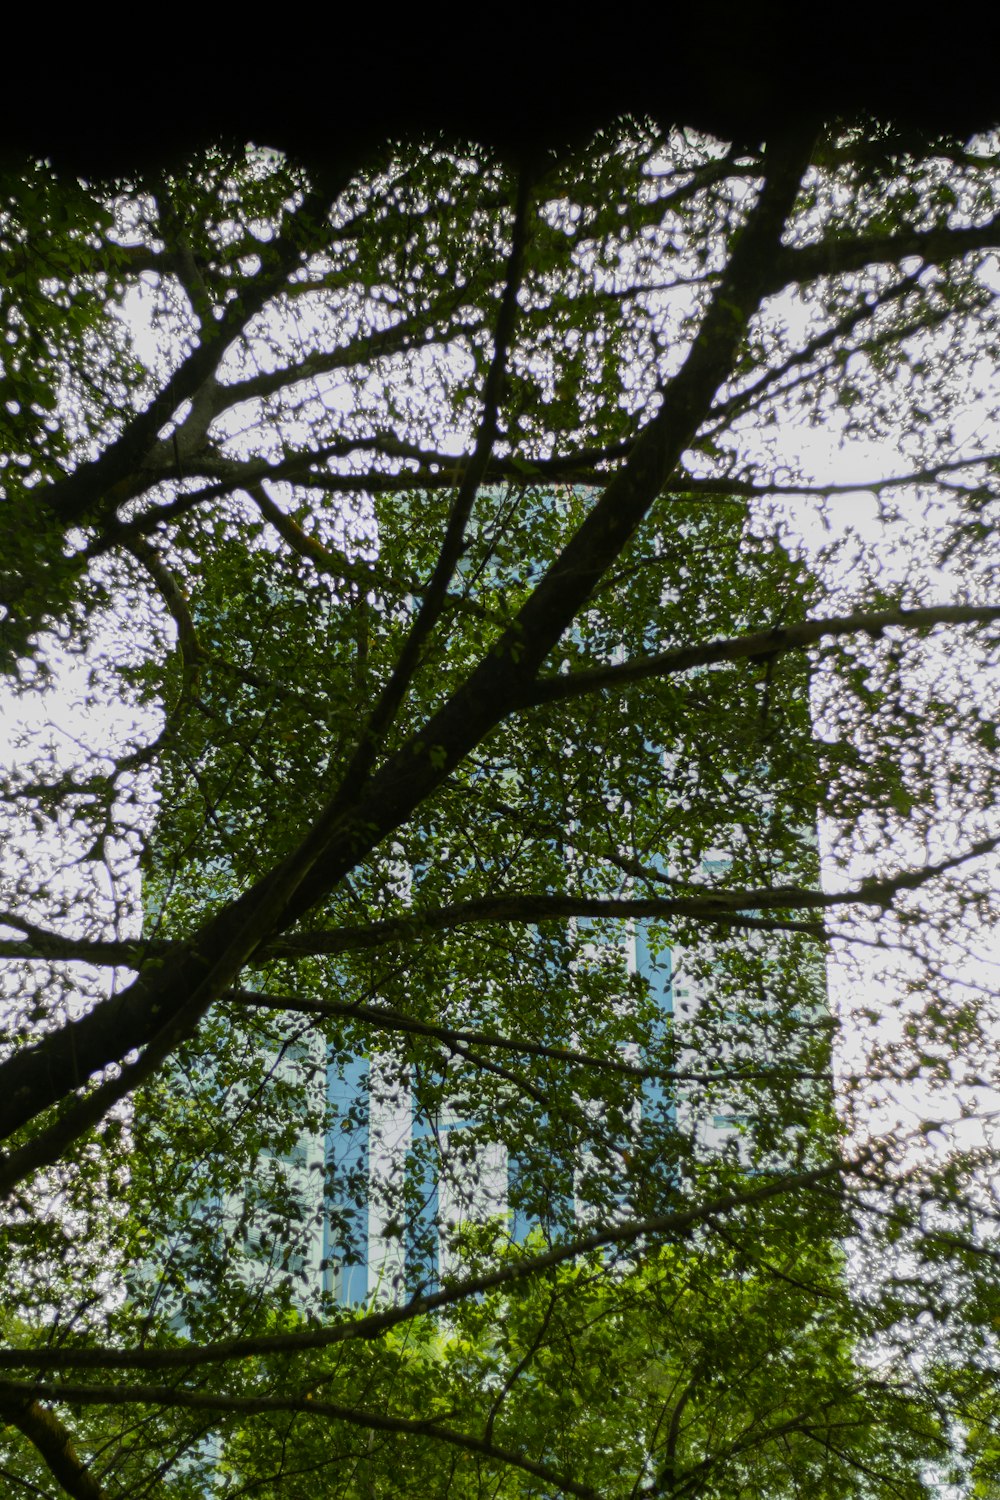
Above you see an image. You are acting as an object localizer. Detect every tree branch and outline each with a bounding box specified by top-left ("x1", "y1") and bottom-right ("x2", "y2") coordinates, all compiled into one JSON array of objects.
[
  {"x1": 0, "y1": 1153, "x2": 854, "y2": 1374},
  {"x1": 703, "y1": 265, "x2": 925, "y2": 435},
  {"x1": 0, "y1": 1382, "x2": 597, "y2": 1500},
  {"x1": 123, "y1": 538, "x2": 203, "y2": 691},
  {"x1": 206, "y1": 303, "x2": 477, "y2": 414},
  {"x1": 330, "y1": 168, "x2": 534, "y2": 801},
  {"x1": 31, "y1": 174, "x2": 347, "y2": 533},
  {"x1": 772, "y1": 215, "x2": 1000, "y2": 293},
  {"x1": 242, "y1": 481, "x2": 376, "y2": 589},
  {"x1": 86, "y1": 426, "x2": 620, "y2": 559},
  {"x1": 226, "y1": 988, "x2": 828, "y2": 1083},
  {"x1": 521, "y1": 604, "x2": 1000, "y2": 705},
  {"x1": 675, "y1": 451, "x2": 1000, "y2": 503},
  {"x1": 270, "y1": 898, "x2": 824, "y2": 952},
  {"x1": 0, "y1": 1395, "x2": 108, "y2": 1500},
  {"x1": 263, "y1": 834, "x2": 1000, "y2": 956}
]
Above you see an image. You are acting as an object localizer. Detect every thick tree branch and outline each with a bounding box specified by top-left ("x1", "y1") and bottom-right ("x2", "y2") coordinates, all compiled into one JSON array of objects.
[
  {"x1": 89, "y1": 439, "x2": 628, "y2": 551},
  {"x1": 0, "y1": 904, "x2": 174, "y2": 972},
  {"x1": 0, "y1": 1396, "x2": 108, "y2": 1500},
  {"x1": 82, "y1": 435, "x2": 435, "y2": 558},
  {"x1": 263, "y1": 834, "x2": 1000, "y2": 956},
  {"x1": 86, "y1": 427, "x2": 618, "y2": 560},
  {"x1": 240, "y1": 456, "x2": 615, "y2": 496},
  {"x1": 0, "y1": 1381, "x2": 597, "y2": 1500},
  {"x1": 0, "y1": 929, "x2": 157, "y2": 965},
  {"x1": 464, "y1": 132, "x2": 815, "y2": 694},
  {"x1": 772, "y1": 215, "x2": 1000, "y2": 293},
  {"x1": 0, "y1": 745, "x2": 365, "y2": 1175},
  {"x1": 268, "y1": 898, "x2": 823, "y2": 953},
  {"x1": 0, "y1": 880, "x2": 817, "y2": 971},
  {"x1": 521, "y1": 604, "x2": 1000, "y2": 705}
]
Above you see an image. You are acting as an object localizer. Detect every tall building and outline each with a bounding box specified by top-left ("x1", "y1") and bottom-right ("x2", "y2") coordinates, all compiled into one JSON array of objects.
[
  {"x1": 135, "y1": 491, "x2": 829, "y2": 1322},
  {"x1": 313, "y1": 865, "x2": 827, "y2": 1307}
]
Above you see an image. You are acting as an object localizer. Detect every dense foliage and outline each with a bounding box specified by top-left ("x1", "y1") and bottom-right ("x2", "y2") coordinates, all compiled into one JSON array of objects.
[{"x1": 2, "y1": 117, "x2": 1000, "y2": 1496}]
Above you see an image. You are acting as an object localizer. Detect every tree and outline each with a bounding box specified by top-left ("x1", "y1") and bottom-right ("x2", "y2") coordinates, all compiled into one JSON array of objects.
[
  {"x1": 2, "y1": 117, "x2": 1000, "y2": 1496},
  {"x1": 215, "y1": 1229, "x2": 947, "y2": 1500}
]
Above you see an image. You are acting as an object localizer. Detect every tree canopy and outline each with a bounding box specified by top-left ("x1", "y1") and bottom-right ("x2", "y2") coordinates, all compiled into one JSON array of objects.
[{"x1": 2, "y1": 116, "x2": 1000, "y2": 1497}]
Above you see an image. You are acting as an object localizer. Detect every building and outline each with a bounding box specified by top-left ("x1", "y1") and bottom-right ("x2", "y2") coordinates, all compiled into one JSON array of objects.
[
  {"x1": 134, "y1": 490, "x2": 829, "y2": 1321},
  {"x1": 314, "y1": 859, "x2": 828, "y2": 1307}
]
